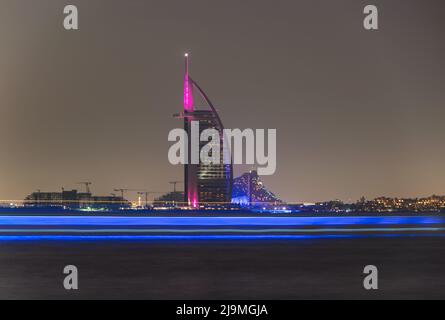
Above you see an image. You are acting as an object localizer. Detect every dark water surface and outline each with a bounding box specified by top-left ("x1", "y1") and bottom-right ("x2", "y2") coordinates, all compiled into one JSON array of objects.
[{"x1": 0, "y1": 237, "x2": 444, "y2": 299}]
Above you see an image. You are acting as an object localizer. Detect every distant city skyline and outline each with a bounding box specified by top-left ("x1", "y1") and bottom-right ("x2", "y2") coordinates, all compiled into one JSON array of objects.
[{"x1": 1, "y1": 0, "x2": 445, "y2": 203}]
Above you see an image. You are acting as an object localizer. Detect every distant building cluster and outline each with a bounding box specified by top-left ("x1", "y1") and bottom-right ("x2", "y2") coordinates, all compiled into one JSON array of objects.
[
  {"x1": 24, "y1": 189, "x2": 130, "y2": 211},
  {"x1": 354, "y1": 196, "x2": 445, "y2": 213},
  {"x1": 306, "y1": 195, "x2": 445, "y2": 213},
  {"x1": 153, "y1": 191, "x2": 184, "y2": 207}
]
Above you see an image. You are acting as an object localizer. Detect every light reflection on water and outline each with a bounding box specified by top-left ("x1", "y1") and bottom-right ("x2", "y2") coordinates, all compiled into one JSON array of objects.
[{"x1": 0, "y1": 215, "x2": 443, "y2": 226}]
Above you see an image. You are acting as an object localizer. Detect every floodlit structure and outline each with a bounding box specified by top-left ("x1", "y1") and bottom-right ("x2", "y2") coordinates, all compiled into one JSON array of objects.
[
  {"x1": 232, "y1": 170, "x2": 282, "y2": 207},
  {"x1": 179, "y1": 54, "x2": 232, "y2": 207}
]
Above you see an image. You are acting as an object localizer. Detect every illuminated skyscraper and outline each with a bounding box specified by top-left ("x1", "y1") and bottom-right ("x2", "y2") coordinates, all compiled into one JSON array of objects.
[{"x1": 180, "y1": 55, "x2": 232, "y2": 207}]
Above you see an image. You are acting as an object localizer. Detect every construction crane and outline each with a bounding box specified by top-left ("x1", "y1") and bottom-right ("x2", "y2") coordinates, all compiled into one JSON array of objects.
[
  {"x1": 137, "y1": 191, "x2": 165, "y2": 207},
  {"x1": 114, "y1": 189, "x2": 130, "y2": 199},
  {"x1": 113, "y1": 188, "x2": 143, "y2": 200},
  {"x1": 77, "y1": 182, "x2": 92, "y2": 194},
  {"x1": 169, "y1": 181, "x2": 183, "y2": 193}
]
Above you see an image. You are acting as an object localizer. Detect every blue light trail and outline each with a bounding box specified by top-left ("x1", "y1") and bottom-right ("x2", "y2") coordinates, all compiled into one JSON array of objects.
[
  {"x1": 0, "y1": 234, "x2": 444, "y2": 242},
  {"x1": 0, "y1": 227, "x2": 444, "y2": 234},
  {"x1": 0, "y1": 216, "x2": 443, "y2": 226}
]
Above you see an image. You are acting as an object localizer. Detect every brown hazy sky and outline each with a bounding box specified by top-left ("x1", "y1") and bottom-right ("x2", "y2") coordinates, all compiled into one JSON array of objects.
[{"x1": 0, "y1": 0, "x2": 445, "y2": 203}]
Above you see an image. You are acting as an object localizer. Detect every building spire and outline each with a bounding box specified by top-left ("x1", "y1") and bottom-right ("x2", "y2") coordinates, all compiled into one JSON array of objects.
[
  {"x1": 183, "y1": 53, "x2": 194, "y2": 112},
  {"x1": 185, "y1": 53, "x2": 189, "y2": 76}
]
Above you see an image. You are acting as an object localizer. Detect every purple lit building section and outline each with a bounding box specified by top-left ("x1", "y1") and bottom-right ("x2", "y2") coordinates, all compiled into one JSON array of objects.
[
  {"x1": 181, "y1": 55, "x2": 232, "y2": 207},
  {"x1": 232, "y1": 170, "x2": 282, "y2": 207},
  {"x1": 183, "y1": 54, "x2": 199, "y2": 207},
  {"x1": 183, "y1": 54, "x2": 194, "y2": 112}
]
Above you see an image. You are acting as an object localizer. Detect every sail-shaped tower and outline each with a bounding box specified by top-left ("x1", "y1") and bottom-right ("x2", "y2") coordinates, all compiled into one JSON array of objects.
[{"x1": 180, "y1": 54, "x2": 232, "y2": 207}]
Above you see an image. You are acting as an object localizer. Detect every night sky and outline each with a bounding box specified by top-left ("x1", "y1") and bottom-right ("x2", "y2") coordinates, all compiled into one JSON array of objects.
[{"x1": 0, "y1": 0, "x2": 444, "y2": 203}]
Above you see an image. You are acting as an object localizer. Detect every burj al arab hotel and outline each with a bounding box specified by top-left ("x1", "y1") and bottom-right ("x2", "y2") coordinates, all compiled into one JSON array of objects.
[{"x1": 177, "y1": 54, "x2": 233, "y2": 208}]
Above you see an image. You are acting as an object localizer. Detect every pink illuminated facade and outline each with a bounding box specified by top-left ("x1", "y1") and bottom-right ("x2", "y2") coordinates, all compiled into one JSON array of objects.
[
  {"x1": 183, "y1": 54, "x2": 194, "y2": 112},
  {"x1": 183, "y1": 54, "x2": 199, "y2": 207},
  {"x1": 181, "y1": 54, "x2": 232, "y2": 207}
]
